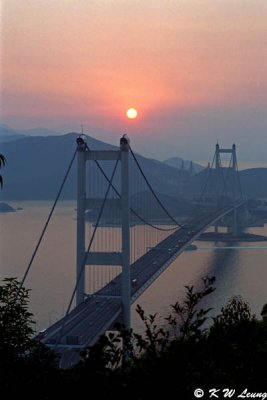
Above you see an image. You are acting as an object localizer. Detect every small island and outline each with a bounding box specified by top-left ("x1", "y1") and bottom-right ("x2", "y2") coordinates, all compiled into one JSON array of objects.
[{"x1": 0, "y1": 202, "x2": 16, "y2": 213}]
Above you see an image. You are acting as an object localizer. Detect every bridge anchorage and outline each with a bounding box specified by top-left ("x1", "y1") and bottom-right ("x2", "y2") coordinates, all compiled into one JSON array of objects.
[{"x1": 39, "y1": 136, "x2": 246, "y2": 367}]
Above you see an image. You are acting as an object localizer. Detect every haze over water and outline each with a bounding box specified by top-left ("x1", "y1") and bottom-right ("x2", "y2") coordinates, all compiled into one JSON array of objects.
[{"x1": 0, "y1": 201, "x2": 266, "y2": 333}]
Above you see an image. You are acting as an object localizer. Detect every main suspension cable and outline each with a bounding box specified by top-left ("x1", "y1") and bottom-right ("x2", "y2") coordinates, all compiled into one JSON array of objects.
[
  {"x1": 129, "y1": 147, "x2": 186, "y2": 230},
  {"x1": 85, "y1": 143, "x2": 179, "y2": 232}
]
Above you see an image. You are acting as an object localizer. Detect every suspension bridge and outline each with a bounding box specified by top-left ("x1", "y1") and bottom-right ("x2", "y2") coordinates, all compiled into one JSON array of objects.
[{"x1": 24, "y1": 135, "x2": 245, "y2": 366}]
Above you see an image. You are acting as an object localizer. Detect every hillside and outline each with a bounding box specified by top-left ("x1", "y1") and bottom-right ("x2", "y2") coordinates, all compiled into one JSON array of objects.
[
  {"x1": 0, "y1": 124, "x2": 60, "y2": 143},
  {"x1": 0, "y1": 133, "x2": 182, "y2": 201},
  {"x1": 239, "y1": 168, "x2": 267, "y2": 199},
  {"x1": 0, "y1": 130, "x2": 266, "y2": 201},
  {"x1": 0, "y1": 124, "x2": 26, "y2": 143},
  {"x1": 185, "y1": 167, "x2": 267, "y2": 199}
]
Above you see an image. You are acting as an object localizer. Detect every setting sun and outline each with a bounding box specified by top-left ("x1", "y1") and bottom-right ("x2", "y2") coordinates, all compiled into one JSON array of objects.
[{"x1": 126, "y1": 108, "x2": 138, "y2": 119}]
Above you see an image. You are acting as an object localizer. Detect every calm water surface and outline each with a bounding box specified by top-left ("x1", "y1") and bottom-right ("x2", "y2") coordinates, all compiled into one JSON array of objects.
[{"x1": 0, "y1": 201, "x2": 267, "y2": 332}]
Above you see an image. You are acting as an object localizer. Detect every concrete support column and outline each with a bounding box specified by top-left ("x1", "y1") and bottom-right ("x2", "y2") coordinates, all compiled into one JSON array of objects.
[
  {"x1": 120, "y1": 135, "x2": 131, "y2": 330},
  {"x1": 215, "y1": 143, "x2": 220, "y2": 170},
  {"x1": 233, "y1": 206, "x2": 237, "y2": 237},
  {"x1": 232, "y1": 144, "x2": 238, "y2": 237},
  {"x1": 76, "y1": 138, "x2": 86, "y2": 305}
]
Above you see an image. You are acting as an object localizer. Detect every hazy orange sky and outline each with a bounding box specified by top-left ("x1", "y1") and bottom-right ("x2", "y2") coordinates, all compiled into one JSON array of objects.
[{"x1": 1, "y1": 0, "x2": 267, "y2": 161}]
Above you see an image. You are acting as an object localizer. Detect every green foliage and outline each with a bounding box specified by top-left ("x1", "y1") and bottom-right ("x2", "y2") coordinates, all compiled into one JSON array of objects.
[
  {"x1": 260, "y1": 302, "x2": 267, "y2": 320},
  {"x1": 133, "y1": 305, "x2": 169, "y2": 358},
  {"x1": 76, "y1": 277, "x2": 267, "y2": 397},
  {"x1": 166, "y1": 276, "x2": 215, "y2": 340},
  {"x1": 0, "y1": 153, "x2": 6, "y2": 188},
  {"x1": 1, "y1": 275, "x2": 267, "y2": 398},
  {"x1": 213, "y1": 295, "x2": 253, "y2": 327},
  {"x1": 0, "y1": 278, "x2": 59, "y2": 398},
  {"x1": 0, "y1": 277, "x2": 34, "y2": 353},
  {"x1": 205, "y1": 296, "x2": 267, "y2": 390},
  {"x1": 79, "y1": 329, "x2": 124, "y2": 370}
]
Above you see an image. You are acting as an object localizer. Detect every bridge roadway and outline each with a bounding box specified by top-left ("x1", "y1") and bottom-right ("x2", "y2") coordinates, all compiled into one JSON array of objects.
[{"x1": 41, "y1": 204, "x2": 241, "y2": 362}]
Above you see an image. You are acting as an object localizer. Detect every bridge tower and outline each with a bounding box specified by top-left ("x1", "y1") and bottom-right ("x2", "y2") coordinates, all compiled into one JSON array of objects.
[
  {"x1": 215, "y1": 143, "x2": 239, "y2": 236},
  {"x1": 76, "y1": 135, "x2": 131, "y2": 330}
]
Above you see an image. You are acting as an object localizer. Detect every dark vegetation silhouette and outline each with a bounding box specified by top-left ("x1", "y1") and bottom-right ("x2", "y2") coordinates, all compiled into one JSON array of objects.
[
  {"x1": 0, "y1": 278, "x2": 59, "y2": 398},
  {"x1": 0, "y1": 153, "x2": 6, "y2": 188},
  {"x1": 1, "y1": 277, "x2": 267, "y2": 399}
]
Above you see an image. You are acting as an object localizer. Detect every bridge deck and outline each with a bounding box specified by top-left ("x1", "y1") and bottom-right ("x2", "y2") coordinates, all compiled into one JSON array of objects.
[{"x1": 42, "y1": 205, "x2": 237, "y2": 358}]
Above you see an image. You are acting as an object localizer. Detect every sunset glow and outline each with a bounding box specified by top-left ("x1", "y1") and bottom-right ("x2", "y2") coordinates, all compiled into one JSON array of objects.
[{"x1": 1, "y1": 0, "x2": 267, "y2": 160}]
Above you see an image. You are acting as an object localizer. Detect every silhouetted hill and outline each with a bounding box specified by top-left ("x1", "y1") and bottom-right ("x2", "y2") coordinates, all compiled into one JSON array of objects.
[
  {"x1": 0, "y1": 133, "x2": 182, "y2": 201},
  {"x1": 0, "y1": 124, "x2": 26, "y2": 143},
  {"x1": 240, "y1": 168, "x2": 267, "y2": 199},
  {"x1": 0, "y1": 124, "x2": 61, "y2": 143},
  {"x1": 20, "y1": 127, "x2": 61, "y2": 136},
  {"x1": 0, "y1": 130, "x2": 265, "y2": 201},
  {"x1": 0, "y1": 202, "x2": 16, "y2": 213},
  {"x1": 185, "y1": 167, "x2": 267, "y2": 199}
]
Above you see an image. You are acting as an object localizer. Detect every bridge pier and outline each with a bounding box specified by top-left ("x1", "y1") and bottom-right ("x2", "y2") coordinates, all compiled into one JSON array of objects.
[
  {"x1": 228, "y1": 204, "x2": 250, "y2": 236},
  {"x1": 214, "y1": 208, "x2": 239, "y2": 236}
]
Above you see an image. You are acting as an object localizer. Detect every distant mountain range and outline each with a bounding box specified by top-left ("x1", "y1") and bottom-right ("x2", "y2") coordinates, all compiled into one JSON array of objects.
[
  {"x1": 0, "y1": 124, "x2": 25, "y2": 143},
  {"x1": 0, "y1": 126, "x2": 266, "y2": 201},
  {"x1": 0, "y1": 130, "x2": 184, "y2": 203},
  {"x1": 0, "y1": 124, "x2": 60, "y2": 143}
]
